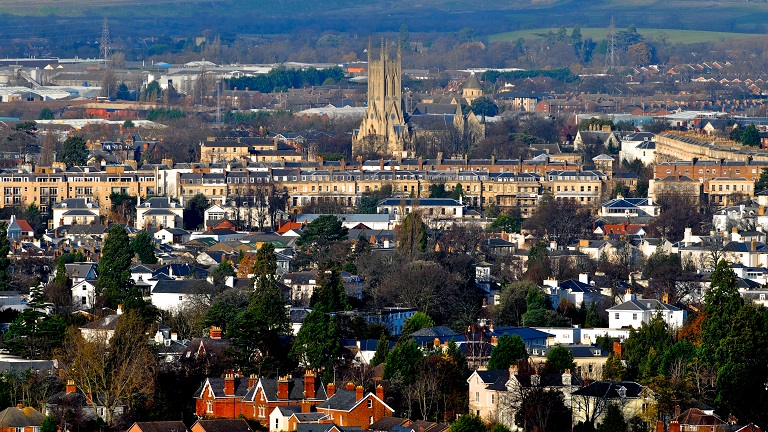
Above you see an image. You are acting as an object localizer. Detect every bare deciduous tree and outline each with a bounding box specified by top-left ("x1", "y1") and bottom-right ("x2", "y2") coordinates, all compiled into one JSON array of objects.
[{"x1": 60, "y1": 310, "x2": 156, "y2": 425}]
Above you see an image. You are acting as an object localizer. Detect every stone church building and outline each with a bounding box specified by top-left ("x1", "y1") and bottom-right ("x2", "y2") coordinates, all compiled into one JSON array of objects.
[{"x1": 353, "y1": 39, "x2": 486, "y2": 158}]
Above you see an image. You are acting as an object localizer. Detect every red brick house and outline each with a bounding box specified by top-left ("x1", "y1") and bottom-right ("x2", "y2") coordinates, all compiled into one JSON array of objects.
[
  {"x1": 194, "y1": 370, "x2": 327, "y2": 425},
  {"x1": 0, "y1": 405, "x2": 44, "y2": 432},
  {"x1": 314, "y1": 383, "x2": 394, "y2": 429}
]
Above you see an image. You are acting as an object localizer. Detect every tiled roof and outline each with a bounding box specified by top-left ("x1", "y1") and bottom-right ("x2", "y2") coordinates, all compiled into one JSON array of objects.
[
  {"x1": 130, "y1": 421, "x2": 189, "y2": 432},
  {"x1": 192, "y1": 419, "x2": 252, "y2": 432}
]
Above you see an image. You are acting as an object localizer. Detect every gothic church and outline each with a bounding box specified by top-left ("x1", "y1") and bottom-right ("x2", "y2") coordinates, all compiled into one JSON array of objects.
[{"x1": 352, "y1": 39, "x2": 408, "y2": 157}]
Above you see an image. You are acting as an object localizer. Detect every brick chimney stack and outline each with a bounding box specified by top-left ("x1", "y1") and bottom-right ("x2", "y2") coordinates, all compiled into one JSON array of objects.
[
  {"x1": 327, "y1": 383, "x2": 336, "y2": 397},
  {"x1": 224, "y1": 372, "x2": 235, "y2": 396},
  {"x1": 376, "y1": 384, "x2": 384, "y2": 401},
  {"x1": 66, "y1": 380, "x2": 77, "y2": 394},
  {"x1": 669, "y1": 421, "x2": 680, "y2": 432},
  {"x1": 209, "y1": 326, "x2": 223, "y2": 339},
  {"x1": 304, "y1": 370, "x2": 316, "y2": 399},
  {"x1": 248, "y1": 374, "x2": 258, "y2": 389},
  {"x1": 356, "y1": 385, "x2": 364, "y2": 401},
  {"x1": 278, "y1": 376, "x2": 289, "y2": 399},
  {"x1": 301, "y1": 399, "x2": 311, "y2": 413},
  {"x1": 346, "y1": 382, "x2": 355, "y2": 391},
  {"x1": 613, "y1": 341, "x2": 624, "y2": 357}
]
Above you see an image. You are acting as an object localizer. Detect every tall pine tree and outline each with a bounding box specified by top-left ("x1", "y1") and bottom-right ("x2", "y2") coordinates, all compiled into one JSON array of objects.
[
  {"x1": 97, "y1": 225, "x2": 134, "y2": 308},
  {"x1": 396, "y1": 211, "x2": 427, "y2": 258},
  {"x1": 228, "y1": 243, "x2": 290, "y2": 373}
]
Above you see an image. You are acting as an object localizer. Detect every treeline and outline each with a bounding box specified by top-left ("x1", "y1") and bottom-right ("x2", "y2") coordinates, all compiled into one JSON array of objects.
[
  {"x1": 482, "y1": 68, "x2": 578, "y2": 84},
  {"x1": 610, "y1": 260, "x2": 768, "y2": 426},
  {"x1": 227, "y1": 66, "x2": 345, "y2": 93},
  {"x1": 146, "y1": 107, "x2": 186, "y2": 121}
]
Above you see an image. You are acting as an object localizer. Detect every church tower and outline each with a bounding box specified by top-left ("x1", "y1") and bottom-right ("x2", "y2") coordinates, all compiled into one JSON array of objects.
[
  {"x1": 462, "y1": 72, "x2": 483, "y2": 104},
  {"x1": 353, "y1": 39, "x2": 408, "y2": 157}
]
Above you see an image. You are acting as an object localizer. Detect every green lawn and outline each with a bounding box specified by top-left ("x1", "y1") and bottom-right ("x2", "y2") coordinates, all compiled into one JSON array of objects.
[{"x1": 489, "y1": 27, "x2": 763, "y2": 44}]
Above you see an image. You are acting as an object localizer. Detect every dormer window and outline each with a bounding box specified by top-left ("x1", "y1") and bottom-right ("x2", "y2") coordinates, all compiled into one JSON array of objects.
[{"x1": 617, "y1": 386, "x2": 627, "y2": 398}]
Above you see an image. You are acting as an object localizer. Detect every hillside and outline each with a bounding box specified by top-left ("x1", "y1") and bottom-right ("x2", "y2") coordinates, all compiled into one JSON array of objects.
[
  {"x1": 490, "y1": 28, "x2": 764, "y2": 45},
  {"x1": 1, "y1": 0, "x2": 767, "y2": 40}
]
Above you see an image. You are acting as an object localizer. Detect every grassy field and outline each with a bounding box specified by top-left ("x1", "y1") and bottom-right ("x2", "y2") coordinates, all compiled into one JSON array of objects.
[
  {"x1": 489, "y1": 27, "x2": 764, "y2": 44},
  {"x1": 2, "y1": 0, "x2": 768, "y2": 40}
]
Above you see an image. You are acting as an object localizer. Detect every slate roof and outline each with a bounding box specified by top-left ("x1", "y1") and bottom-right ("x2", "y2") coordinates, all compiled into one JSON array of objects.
[
  {"x1": 410, "y1": 326, "x2": 459, "y2": 338},
  {"x1": 274, "y1": 405, "x2": 301, "y2": 416},
  {"x1": 296, "y1": 424, "x2": 362, "y2": 432},
  {"x1": 137, "y1": 197, "x2": 181, "y2": 209},
  {"x1": 513, "y1": 372, "x2": 580, "y2": 387},
  {"x1": 572, "y1": 380, "x2": 644, "y2": 398},
  {"x1": 154, "y1": 263, "x2": 209, "y2": 278},
  {"x1": 65, "y1": 263, "x2": 97, "y2": 279},
  {"x1": 197, "y1": 377, "x2": 250, "y2": 398},
  {"x1": 152, "y1": 279, "x2": 211, "y2": 294},
  {"x1": 474, "y1": 369, "x2": 508, "y2": 385},
  {"x1": 192, "y1": 419, "x2": 253, "y2": 432},
  {"x1": 132, "y1": 265, "x2": 154, "y2": 274},
  {"x1": 160, "y1": 227, "x2": 189, "y2": 235},
  {"x1": 487, "y1": 326, "x2": 552, "y2": 341},
  {"x1": 602, "y1": 197, "x2": 653, "y2": 208},
  {"x1": 80, "y1": 313, "x2": 120, "y2": 330},
  {"x1": 396, "y1": 421, "x2": 449, "y2": 432},
  {"x1": 317, "y1": 388, "x2": 375, "y2": 411},
  {"x1": 53, "y1": 198, "x2": 97, "y2": 209},
  {"x1": 47, "y1": 390, "x2": 88, "y2": 407},
  {"x1": 559, "y1": 279, "x2": 594, "y2": 292},
  {"x1": 141, "y1": 209, "x2": 178, "y2": 216},
  {"x1": 0, "y1": 406, "x2": 44, "y2": 428},
  {"x1": 723, "y1": 241, "x2": 765, "y2": 253},
  {"x1": 63, "y1": 209, "x2": 100, "y2": 216},
  {"x1": 487, "y1": 238, "x2": 515, "y2": 247},
  {"x1": 244, "y1": 377, "x2": 327, "y2": 402},
  {"x1": 291, "y1": 412, "x2": 328, "y2": 422},
  {"x1": 607, "y1": 299, "x2": 682, "y2": 312},
  {"x1": 529, "y1": 344, "x2": 607, "y2": 359},
  {"x1": 130, "y1": 421, "x2": 189, "y2": 432},
  {"x1": 472, "y1": 369, "x2": 509, "y2": 391},
  {"x1": 368, "y1": 417, "x2": 410, "y2": 431},
  {"x1": 377, "y1": 198, "x2": 462, "y2": 207}
]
